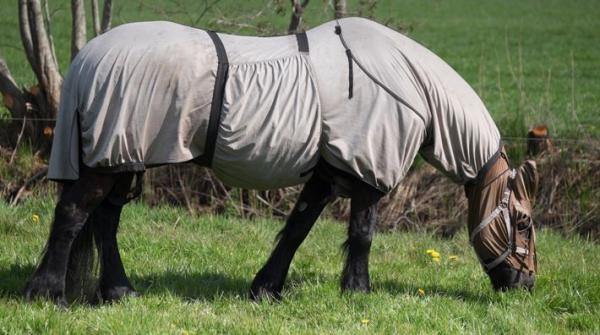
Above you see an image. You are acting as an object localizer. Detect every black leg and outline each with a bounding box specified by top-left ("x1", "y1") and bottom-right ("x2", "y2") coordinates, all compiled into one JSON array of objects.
[
  {"x1": 341, "y1": 181, "x2": 382, "y2": 292},
  {"x1": 24, "y1": 169, "x2": 118, "y2": 305},
  {"x1": 250, "y1": 175, "x2": 335, "y2": 301},
  {"x1": 92, "y1": 173, "x2": 138, "y2": 302}
]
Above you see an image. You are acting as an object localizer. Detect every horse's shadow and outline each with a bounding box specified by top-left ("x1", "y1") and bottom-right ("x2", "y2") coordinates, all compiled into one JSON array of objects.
[
  {"x1": 0, "y1": 263, "x2": 35, "y2": 300},
  {"x1": 0, "y1": 264, "x2": 493, "y2": 305},
  {"x1": 130, "y1": 271, "x2": 252, "y2": 302}
]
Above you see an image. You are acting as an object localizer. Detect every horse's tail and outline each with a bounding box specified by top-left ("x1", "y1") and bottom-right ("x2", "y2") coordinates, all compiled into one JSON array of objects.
[{"x1": 65, "y1": 211, "x2": 100, "y2": 303}]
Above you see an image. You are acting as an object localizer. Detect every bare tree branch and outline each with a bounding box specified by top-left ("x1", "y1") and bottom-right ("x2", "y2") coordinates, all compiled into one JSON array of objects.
[
  {"x1": 71, "y1": 0, "x2": 87, "y2": 60},
  {"x1": 334, "y1": 0, "x2": 346, "y2": 19},
  {"x1": 288, "y1": 0, "x2": 309, "y2": 34},
  {"x1": 18, "y1": 0, "x2": 38, "y2": 75},
  {"x1": 0, "y1": 58, "x2": 28, "y2": 119},
  {"x1": 42, "y1": 0, "x2": 59, "y2": 67},
  {"x1": 28, "y1": 0, "x2": 63, "y2": 116},
  {"x1": 101, "y1": 0, "x2": 113, "y2": 33},
  {"x1": 91, "y1": 0, "x2": 101, "y2": 35}
]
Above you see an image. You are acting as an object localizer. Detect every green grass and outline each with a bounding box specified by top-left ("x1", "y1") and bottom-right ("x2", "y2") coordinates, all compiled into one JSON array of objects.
[
  {"x1": 0, "y1": 196, "x2": 598, "y2": 334},
  {"x1": 1, "y1": 0, "x2": 599, "y2": 140}
]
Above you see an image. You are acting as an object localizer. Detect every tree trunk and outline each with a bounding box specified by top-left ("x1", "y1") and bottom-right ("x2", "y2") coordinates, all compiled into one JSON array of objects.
[
  {"x1": 91, "y1": 0, "x2": 101, "y2": 35},
  {"x1": 288, "y1": 0, "x2": 309, "y2": 34},
  {"x1": 334, "y1": 0, "x2": 346, "y2": 19},
  {"x1": 71, "y1": 0, "x2": 87, "y2": 60},
  {"x1": 101, "y1": 0, "x2": 113, "y2": 33},
  {"x1": 19, "y1": 0, "x2": 63, "y2": 118}
]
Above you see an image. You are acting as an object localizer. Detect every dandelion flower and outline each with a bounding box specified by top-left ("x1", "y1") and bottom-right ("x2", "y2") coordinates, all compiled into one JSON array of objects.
[
  {"x1": 418, "y1": 288, "x2": 425, "y2": 296},
  {"x1": 361, "y1": 319, "x2": 369, "y2": 325},
  {"x1": 426, "y1": 249, "x2": 436, "y2": 255},
  {"x1": 432, "y1": 256, "x2": 441, "y2": 263},
  {"x1": 429, "y1": 251, "x2": 441, "y2": 258},
  {"x1": 31, "y1": 214, "x2": 40, "y2": 223},
  {"x1": 448, "y1": 255, "x2": 459, "y2": 261}
]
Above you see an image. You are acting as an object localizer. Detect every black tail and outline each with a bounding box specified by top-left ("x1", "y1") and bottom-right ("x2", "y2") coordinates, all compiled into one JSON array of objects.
[{"x1": 65, "y1": 213, "x2": 100, "y2": 304}]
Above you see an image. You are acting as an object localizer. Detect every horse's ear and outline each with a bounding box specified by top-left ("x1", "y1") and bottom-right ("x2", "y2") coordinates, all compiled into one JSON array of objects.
[{"x1": 515, "y1": 160, "x2": 539, "y2": 201}]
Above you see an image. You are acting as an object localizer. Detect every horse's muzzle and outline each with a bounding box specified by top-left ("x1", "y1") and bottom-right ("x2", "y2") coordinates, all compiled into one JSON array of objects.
[{"x1": 487, "y1": 262, "x2": 535, "y2": 292}]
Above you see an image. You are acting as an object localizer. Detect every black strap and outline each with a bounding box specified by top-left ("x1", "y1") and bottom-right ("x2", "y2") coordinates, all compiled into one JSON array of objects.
[
  {"x1": 295, "y1": 32, "x2": 309, "y2": 53},
  {"x1": 335, "y1": 25, "x2": 353, "y2": 99},
  {"x1": 333, "y1": 23, "x2": 426, "y2": 125},
  {"x1": 196, "y1": 31, "x2": 229, "y2": 167}
]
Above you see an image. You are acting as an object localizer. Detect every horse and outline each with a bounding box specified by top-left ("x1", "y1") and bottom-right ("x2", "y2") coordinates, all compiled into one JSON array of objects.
[{"x1": 24, "y1": 17, "x2": 538, "y2": 305}]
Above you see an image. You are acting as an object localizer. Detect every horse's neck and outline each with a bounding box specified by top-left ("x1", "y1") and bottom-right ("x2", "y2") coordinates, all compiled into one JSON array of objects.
[{"x1": 465, "y1": 156, "x2": 510, "y2": 232}]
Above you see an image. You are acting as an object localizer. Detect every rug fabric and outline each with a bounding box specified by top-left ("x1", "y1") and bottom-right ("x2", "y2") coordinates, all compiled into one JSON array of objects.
[{"x1": 49, "y1": 18, "x2": 500, "y2": 193}]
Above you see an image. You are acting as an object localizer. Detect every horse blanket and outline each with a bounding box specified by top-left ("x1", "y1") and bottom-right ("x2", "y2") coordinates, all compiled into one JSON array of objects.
[{"x1": 48, "y1": 18, "x2": 501, "y2": 193}]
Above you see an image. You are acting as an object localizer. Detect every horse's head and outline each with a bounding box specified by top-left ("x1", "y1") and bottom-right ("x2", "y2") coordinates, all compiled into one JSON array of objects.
[{"x1": 467, "y1": 156, "x2": 538, "y2": 291}]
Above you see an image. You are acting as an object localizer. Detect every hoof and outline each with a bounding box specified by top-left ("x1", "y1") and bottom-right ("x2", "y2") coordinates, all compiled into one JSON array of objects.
[
  {"x1": 341, "y1": 277, "x2": 371, "y2": 293},
  {"x1": 249, "y1": 278, "x2": 282, "y2": 302},
  {"x1": 24, "y1": 276, "x2": 67, "y2": 306},
  {"x1": 100, "y1": 286, "x2": 139, "y2": 303},
  {"x1": 249, "y1": 270, "x2": 284, "y2": 302},
  {"x1": 249, "y1": 286, "x2": 282, "y2": 302}
]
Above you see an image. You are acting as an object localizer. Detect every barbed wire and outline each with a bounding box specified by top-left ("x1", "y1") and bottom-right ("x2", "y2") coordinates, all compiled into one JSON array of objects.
[
  {"x1": 0, "y1": 117, "x2": 57, "y2": 122},
  {"x1": 0, "y1": 117, "x2": 595, "y2": 142}
]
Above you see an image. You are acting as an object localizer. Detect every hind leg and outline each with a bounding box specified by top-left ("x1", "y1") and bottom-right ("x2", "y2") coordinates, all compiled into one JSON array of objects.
[
  {"x1": 92, "y1": 173, "x2": 138, "y2": 302},
  {"x1": 24, "y1": 169, "x2": 118, "y2": 305},
  {"x1": 341, "y1": 181, "x2": 382, "y2": 292},
  {"x1": 250, "y1": 174, "x2": 335, "y2": 301}
]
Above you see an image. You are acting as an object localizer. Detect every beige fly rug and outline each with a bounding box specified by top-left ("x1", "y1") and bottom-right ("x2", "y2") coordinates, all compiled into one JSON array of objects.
[{"x1": 49, "y1": 18, "x2": 500, "y2": 193}]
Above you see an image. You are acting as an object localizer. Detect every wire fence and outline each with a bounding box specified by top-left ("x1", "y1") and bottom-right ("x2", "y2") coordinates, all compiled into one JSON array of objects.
[{"x1": 1, "y1": 117, "x2": 594, "y2": 144}]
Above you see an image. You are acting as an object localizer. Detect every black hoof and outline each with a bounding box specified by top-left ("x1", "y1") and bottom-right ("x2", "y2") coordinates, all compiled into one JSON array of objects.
[
  {"x1": 24, "y1": 276, "x2": 67, "y2": 306},
  {"x1": 341, "y1": 276, "x2": 371, "y2": 293},
  {"x1": 249, "y1": 276, "x2": 282, "y2": 302},
  {"x1": 100, "y1": 286, "x2": 139, "y2": 303},
  {"x1": 250, "y1": 270, "x2": 284, "y2": 302},
  {"x1": 249, "y1": 286, "x2": 282, "y2": 302}
]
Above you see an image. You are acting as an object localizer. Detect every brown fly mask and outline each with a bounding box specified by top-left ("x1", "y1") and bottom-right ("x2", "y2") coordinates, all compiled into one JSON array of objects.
[{"x1": 466, "y1": 151, "x2": 539, "y2": 291}]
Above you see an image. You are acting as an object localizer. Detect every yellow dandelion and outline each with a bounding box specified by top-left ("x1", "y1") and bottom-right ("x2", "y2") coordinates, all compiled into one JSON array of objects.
[
  {"x1": 432, "y1": 256, "x2": 441, "y2": 263},
  {"x1": 361, "y1": 319, "x2": 370, "y2": 325},
  {"x1": 31, "y1": 214, "x2": 40, "y2": 223},
  {"x1": 448, "y1": 255, "x2": 459, "y2": 261},
  {"x1": 418, "y1": 288, "x2": 425, "y2": 296},
  {"x1": 429, "y1": 251, "x2": 441, "y2": 258},
  {"x1": 426, "y1": 249, "x2": 436, "y2": 255}
]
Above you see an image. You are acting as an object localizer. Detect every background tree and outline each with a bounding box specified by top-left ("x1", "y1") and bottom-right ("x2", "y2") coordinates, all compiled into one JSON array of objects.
[
  {"x1": 0, "y1": 0, "x2": 112, "y2": 154},
  {"x1": 288, "y1": 0, "x2": 309, "y2": 34},
  {"x1": 334, "y1": 0, "x2": 346, "y2": 18}
]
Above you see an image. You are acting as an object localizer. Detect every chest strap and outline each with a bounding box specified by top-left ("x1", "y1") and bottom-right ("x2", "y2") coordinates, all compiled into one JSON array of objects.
[{"x1": 196, "y1": 31, "x2": 229, "y2": 167}]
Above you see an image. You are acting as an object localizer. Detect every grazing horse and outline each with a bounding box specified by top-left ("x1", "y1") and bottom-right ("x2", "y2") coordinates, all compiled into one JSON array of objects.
[{"x1": 25, "y1": 18, "x2": 538, "y2": 305}]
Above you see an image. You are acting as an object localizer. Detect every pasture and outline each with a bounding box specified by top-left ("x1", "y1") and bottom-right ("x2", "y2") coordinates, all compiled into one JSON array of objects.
[
  {"x1": 0, "y1": 0, "x2": 599, "y2": 334},
  {"x1": 0, "y1": 197, "x2": 599, "y2": 334}
]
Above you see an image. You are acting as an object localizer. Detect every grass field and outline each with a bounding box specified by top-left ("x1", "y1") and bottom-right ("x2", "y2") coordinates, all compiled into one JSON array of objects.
[
  {"x1": 0, "y1": 196, "x2": 599, "y2": 334},
  {"x1": 1, "y1": 0, "x2": 599, "y2": 139}
]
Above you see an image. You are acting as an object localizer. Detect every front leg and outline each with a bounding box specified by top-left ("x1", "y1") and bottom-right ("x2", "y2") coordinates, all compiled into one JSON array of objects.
[
  {"x1": 250, "y1": 174, "x2": 334, "y2": 301},
  {"x1": 341, "y1": 181, "x2": 382, "y2": 292}
]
